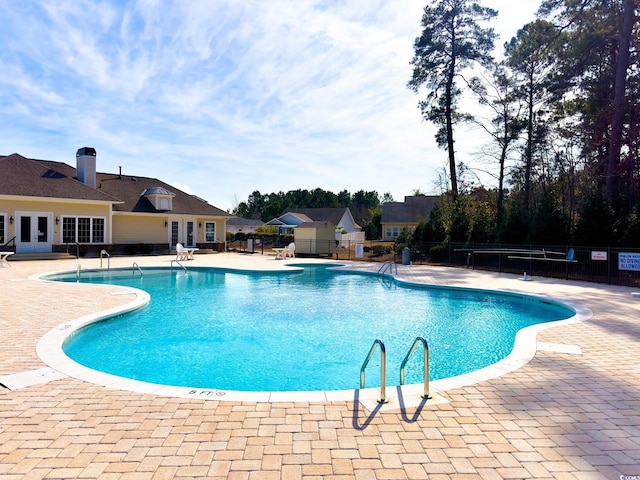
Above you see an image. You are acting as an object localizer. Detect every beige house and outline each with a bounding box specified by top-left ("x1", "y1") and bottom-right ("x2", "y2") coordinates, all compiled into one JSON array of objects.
[
  {"x1": 0, "y1": 148, "x2": 231, "y2": 256},
  {"x1": 380, "y1": 195, "x2": 441, "y2": 241},
  {"x1": 293, "y1": 221, "x2": 336, "y2": 256}
]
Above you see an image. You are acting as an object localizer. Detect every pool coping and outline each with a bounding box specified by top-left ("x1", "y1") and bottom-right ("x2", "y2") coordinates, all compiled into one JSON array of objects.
[{"x1": 34, "y1": 263, "x2": 593, "y2": 409}]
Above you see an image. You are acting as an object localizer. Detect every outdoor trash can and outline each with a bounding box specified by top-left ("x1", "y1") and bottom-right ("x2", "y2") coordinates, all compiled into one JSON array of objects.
[{"x1": 402, "y1": 247, "x2": 410, "y2": 265}]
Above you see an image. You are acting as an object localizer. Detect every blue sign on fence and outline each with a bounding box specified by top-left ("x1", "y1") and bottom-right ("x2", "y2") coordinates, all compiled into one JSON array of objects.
[{"x1": 619, "y1": 253, "x2": 640, "y2": 271}]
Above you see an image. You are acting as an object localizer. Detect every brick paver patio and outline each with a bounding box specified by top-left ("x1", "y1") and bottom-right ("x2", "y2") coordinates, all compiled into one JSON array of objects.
[{"x1": 1, "y1": 253, "x2": 639, "y2": 479}]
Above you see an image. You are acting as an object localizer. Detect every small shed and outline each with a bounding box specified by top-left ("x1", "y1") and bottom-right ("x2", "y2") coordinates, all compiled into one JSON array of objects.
[{"x1": 294, "y1": 221, "x2": 336, "y2": 256}]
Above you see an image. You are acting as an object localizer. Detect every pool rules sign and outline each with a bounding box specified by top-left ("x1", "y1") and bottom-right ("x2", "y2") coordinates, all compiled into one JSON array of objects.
[{"x1": 619, "y1": 252, "x2": 640, "y2": 271}]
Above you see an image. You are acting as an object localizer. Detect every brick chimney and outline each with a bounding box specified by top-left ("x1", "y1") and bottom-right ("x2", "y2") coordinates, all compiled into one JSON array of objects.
[{"x1": 76, "y1": 147, "x2": 97, "y2": 189}]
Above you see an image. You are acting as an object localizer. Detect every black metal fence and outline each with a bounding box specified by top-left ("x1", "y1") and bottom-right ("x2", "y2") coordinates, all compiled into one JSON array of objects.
[
  {"x1": 229, "y1": 236, "x2": 640, "y2": 287},
  {"x1": 375, "y1": 241, "x2": 640, "y2": 287}
]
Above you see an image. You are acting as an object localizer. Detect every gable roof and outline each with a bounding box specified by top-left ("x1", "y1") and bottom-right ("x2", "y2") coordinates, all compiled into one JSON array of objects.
[
  {"x1": 296, "y1": 221, "x2": 335, "y2": 228},
  {"x1": 284, "y1": 208, "x2": 354, "y2": 226},
  {"x1": 381, "y1": 196, "x2": 441, "y2": 223},
  {"x1": 0, "y1": 153, "x2": 230, "y2": 217},
  {"x1": 226, "y1": 217, "x2": 265, "y2": 227},
  {"x1": 0, "y1": 154, "x2": 119, "y2": 203},
  {"x1": 266, "y1": 212, "x2": 313, "y2": 226}
]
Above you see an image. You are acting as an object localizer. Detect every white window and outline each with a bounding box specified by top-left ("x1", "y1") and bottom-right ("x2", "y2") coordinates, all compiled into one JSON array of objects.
[{"x1": 62, "y1": 216, "x2": 106, "y2": 244}]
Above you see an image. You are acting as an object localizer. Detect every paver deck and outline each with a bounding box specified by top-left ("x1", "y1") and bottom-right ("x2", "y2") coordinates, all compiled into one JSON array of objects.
[{"x1": 1, "y1": 253, "x2": 639, "y2": 479}]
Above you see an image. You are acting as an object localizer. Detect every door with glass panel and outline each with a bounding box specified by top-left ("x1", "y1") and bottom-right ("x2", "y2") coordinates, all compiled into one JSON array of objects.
[
  {"x1": 170, "y1": 220, "x2": 181, "y2": 249},
  {"x1": 15, "y1": 212, "x2": 53, "y2": 253}
]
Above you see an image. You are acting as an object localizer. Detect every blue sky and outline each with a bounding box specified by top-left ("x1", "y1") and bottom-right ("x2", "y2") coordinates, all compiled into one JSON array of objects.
[{"x1": 1, "y1": 0, "x2": 538, "y2": 212}]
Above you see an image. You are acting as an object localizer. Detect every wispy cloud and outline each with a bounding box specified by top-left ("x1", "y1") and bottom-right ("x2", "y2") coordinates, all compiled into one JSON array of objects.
[{"x1": 0, "y1": 0, "x2": 538, "y2": 210}]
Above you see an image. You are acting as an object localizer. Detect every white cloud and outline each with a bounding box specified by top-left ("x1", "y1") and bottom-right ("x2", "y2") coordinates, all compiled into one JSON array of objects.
[{"x1": 0, "y1": 0, "x2": 540, "y2": 211}]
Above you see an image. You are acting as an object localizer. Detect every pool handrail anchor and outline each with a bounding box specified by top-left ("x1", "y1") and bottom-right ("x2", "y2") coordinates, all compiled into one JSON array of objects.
[
  {"x1": 399, "y1": 336, "x2": 431, "y2": 399},
  {"x1": 100, "y1": 249, "x2": 110, "y2": 270},
  {"x1": 171, "y1": 259, "x2": 187, "y2": 273},
  {"x1": 132, "y1": 262, "x2": 143, "y2": 277},
  {"x1": 360, "y1": 339, "x2": 388, "y2": 404}
]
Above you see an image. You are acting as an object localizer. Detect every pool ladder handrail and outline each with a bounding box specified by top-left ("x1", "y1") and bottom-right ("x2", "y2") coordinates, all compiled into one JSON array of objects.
[
  {"x1": 171, "y1": 259, "x2": 187, "y2": 273},
  {"x1": 75, "y1": 263, "x2": 82, "y2": 280},
  {"x1": 360, "y1": 339, "x2": 388, "y2": 404},
  {"x1": 100, "y1": 249, "x2": 110, "y2": 270},
  {"x1": 132, "y1": 262, "x2": 143, "y2": 277},
  {"x1": 399, "y1": 336, "x2": 431, "y2": 399},
  {"x1": 377, "y1": 261, "x2": 397, "y2": 276}
]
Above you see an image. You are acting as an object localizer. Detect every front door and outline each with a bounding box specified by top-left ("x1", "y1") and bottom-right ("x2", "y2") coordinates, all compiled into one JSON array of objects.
[{"x1": 16, "y1": 212, "x2": 53, "y2": 253}]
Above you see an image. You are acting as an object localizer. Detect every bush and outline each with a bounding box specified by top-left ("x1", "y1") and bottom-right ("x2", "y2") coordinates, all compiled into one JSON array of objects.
[
  {"x1": 429, "y1": 244, "x2": 448, "y2": 263},
  {"x1": 371, "y1": 244, "x2": 392, "y2": 257}
]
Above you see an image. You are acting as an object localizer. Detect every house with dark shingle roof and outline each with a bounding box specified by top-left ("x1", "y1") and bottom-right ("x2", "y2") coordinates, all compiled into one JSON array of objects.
[
  {"x1": 226, "y1": 217, "x2": 265, "y2": 235},
  {"x1": 0, "y1": 148, "x2": 231, "y2": 255},
  {"x1": 265, "y1": 207, "x2": 364, "y2": 246},
  {"x1": 381, "y1": 195, "x2": 440, "y2": 241}
]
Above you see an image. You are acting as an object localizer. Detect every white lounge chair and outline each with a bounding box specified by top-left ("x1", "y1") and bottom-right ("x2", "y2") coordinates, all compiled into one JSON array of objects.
[
  {"x1": 176, "y1": 243, "x2": 188, "y2": 261},
  {"x1": 283, "y1": 242, "x2": 295, "y2": 259}
]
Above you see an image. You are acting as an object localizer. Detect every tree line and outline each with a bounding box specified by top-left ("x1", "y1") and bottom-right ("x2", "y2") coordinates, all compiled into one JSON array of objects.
[
  {"x1": 407, "y1": 0, "x2": 640, "y2": 247},
  {"x1": 232, "y1": 189, "x2": 390, "y2": 239},
  {"x1": 235, "y1": 0, "x2": 640, "y2": 248}
]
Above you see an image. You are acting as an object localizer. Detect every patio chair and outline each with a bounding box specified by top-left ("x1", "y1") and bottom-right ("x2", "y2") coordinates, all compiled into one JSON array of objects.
[
  {"x1": 283, "y1": 242, "x2": 295, "y2": 259},
  {"x1": 176, "y1": 243, "x2": 188, "y2": 261}
]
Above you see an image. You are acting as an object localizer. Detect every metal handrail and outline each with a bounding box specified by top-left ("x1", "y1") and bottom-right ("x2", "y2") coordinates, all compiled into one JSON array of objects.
[
  {"x1": 171, "y1": 260, "x2": 187, "y2": 273},
  {"x1": 132, "y1": 262, "x2": 143, "y2": 277},
  {"x1": 75, "y1": 263, "x2": 81, "y2": 280},
  {"x1": 360, "y1": 339, "x2": 388, "y2": 404},
  {"x1": 100, "y1": 249, "x2": 110, "y2": 269},
  {"x1": 2, "y1": 236, "x2": 16, "y2": 247},
  {"x1": 399, "y1": 336, "x2": 431, "y2": 399},
  {"x1": 377, "y1": 261, "x2": 397, "y2": 276}
]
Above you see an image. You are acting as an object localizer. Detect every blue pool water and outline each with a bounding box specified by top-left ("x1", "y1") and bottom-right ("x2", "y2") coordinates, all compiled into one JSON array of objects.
[{"x1": 54, "y1": 265, "x2": 574, "y2": 392}]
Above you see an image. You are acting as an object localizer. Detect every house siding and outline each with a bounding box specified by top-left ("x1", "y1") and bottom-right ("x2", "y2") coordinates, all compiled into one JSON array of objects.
[
  {"x1": 0, "y1": 197, "x2": 113, "y2": 249},
  {"x1": 383, "y1": 222, "x2": 415, "y2": 241},
  {"x1": 113, "y1": 215, "x2": 166, "y2": 244}
]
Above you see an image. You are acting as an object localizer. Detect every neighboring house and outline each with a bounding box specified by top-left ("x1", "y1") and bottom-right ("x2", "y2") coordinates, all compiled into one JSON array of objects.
[
  {"x1": 226, "y1": 217, "x2": 265, "y2": 235},
  {"x1": 380, "y1": 195, "x2": 440, "y2": 241},
  {"x1": 0, "y1": 148, "x2": 232, "y2": 255},
  {"x1": 265, "y1": 207, "x2": 364, "y2": 245}
]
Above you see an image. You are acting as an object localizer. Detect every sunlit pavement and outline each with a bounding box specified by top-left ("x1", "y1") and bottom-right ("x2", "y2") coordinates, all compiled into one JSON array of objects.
[{"x1": 1, "y1": 252, "x2": 639, "y2": 479}]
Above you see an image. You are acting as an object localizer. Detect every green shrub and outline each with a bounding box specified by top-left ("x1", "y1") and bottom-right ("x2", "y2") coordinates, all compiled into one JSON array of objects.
[
  {"x1": 429, "y1": 244, "x2": 448, "y2": 263},
  {"x1": 371, "y1": 245, "x2": 392, "y2": 257}
]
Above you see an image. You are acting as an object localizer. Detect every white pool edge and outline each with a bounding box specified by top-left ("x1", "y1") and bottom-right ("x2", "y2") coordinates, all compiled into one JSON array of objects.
[{"x1": 35, "y1": 267, "x2": 593, "y2": 406}]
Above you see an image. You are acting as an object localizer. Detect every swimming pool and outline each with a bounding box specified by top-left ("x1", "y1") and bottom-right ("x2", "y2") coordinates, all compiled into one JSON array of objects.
[{"x1": 47, "y1": 264, "x2": 575, "y2": 393}]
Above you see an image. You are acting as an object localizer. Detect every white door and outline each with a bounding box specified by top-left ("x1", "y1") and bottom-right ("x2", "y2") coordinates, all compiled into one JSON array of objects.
[{"x1": 16, "y1": 212, "x2": 53, "y2": 253}]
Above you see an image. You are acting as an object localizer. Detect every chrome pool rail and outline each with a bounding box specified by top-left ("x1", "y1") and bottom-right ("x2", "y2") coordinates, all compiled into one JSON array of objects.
[
  {"x1": 360, "y1": 339, "x2": 388, "y2": 404},
  {"x1": 377, "y1": 261, "x2": 397, "y2": 276},
  {"x1": 400, "y1": 336, "x2": 431, "y2": 399},
  {"x1": 100, "y1": 249, "x2": 110, "y2": 270},
  {"x1": 171, "y1": 259, "x2": 187, "y2": 273},
  {"x1": 132, "y1": 262, "x2": 143, "y2": 277}
]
